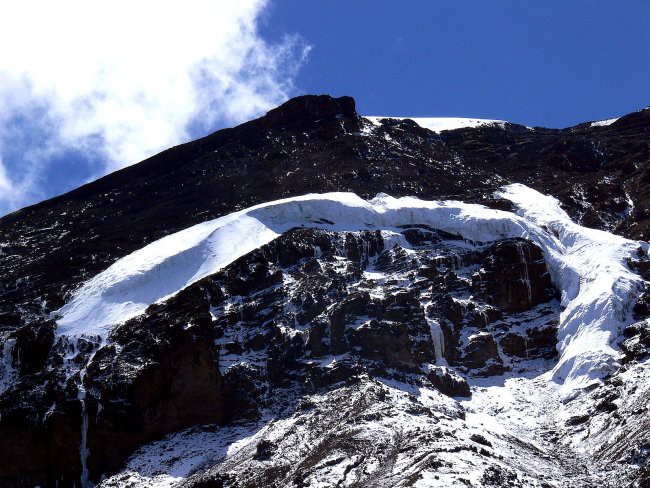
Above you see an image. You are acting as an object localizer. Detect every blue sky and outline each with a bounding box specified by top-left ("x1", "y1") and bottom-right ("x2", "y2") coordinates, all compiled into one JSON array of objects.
[
  {"x1": 0, "y1": 0, "x2": 649, "y2": 215},
  {"x1": 262, "y1": 0, "x2": 650, "y2": 127}
]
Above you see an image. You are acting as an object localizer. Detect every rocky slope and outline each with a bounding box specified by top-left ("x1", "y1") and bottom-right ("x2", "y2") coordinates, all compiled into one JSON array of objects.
[{"x1": 0, "y1": 95, "x2": 649, "y2": 487}]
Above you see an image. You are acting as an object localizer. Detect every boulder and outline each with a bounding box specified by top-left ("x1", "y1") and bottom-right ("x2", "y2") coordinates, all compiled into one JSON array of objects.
[
  {"x1": 462, "y1": 332, "x2": 508, "y2": 376},
  {"x1": 427, "y1": 366, "x2": 471, "y2": 397}
]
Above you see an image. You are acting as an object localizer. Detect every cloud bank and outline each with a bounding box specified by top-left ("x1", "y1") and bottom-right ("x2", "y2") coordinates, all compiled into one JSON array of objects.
[{"x1": 0, "y1": 0, "x2": 309, "y2": 215}]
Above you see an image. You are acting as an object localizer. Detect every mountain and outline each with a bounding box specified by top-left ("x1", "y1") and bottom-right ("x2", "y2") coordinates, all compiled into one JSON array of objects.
[{"x1": 0, "y1": 95, "x2": 649, "y2": 487}]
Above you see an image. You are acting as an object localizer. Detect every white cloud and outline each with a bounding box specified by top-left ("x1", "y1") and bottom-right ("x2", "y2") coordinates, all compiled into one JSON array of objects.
[{"x1": 0, "y1": 0, "x2": 309, "y2": 214}]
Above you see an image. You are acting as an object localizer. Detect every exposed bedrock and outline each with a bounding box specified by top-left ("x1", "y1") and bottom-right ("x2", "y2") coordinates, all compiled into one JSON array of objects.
[
  {"x1": 471, "y1": 239, "x2": 556, "y2": 313},
  {"x1": 0, "y1": 226, "x2": 562, "y2": 485}
]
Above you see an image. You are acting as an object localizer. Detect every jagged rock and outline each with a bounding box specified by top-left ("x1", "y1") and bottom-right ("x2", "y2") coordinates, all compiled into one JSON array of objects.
[
  {"x1": 471, "y1": 305, "x2": 503, "y2": 328},
  {"x1": 371, "y1": 290, "x2": 421, "y2": 323},
  {"x1": 480, "y1": 198, "x2": 516, "y2": 212},
  {"x1": 470, "y1": 433, "x2": 493, "y2": 447},
  {"x1": 473, "y1": 239, "x2": 556, "y2": 313},
  {"x1": 224, "y1": 259, "x2": 283, "y2": 297},
  {"x1": 328, "y1": 292, "x2": 370, "y2": 355},
  {"x1": 343, "y1": 231, "x2": 383, "y2": 263},
  {"x1": 634, "y1": 291, "x2": 650, "y2": 320},
  {"x1": 500, "y1": 332, "x2": 528, "y2": 358},
  {"x1": 436, "y1": 295, "x2": 465, "y2": 330},
  {"x1": 261, "y1": 94, "x2": 358, "y2": 131},
  {"x1": 622, "y1": 320, "x2": 650, "y2": 361},
  {"x1": 499, "y1": 323, "x2": 558, "y2": 361},
  {"x1": 481, "y1": 466, "x2": 520, "y2": 487},
  {"x1": 12, "y1": 320, "x2": 55, "y2": 374},
  {"x1": 562, "y1": 140, "x2": 607, "y2": 172},
  {"x1": 72, "y1": 285, "x2": 227, "y2": 479},
  {"x1": 462, "y1": 332, "x2": 508, "y2": 376},
  {"x1": 254, "y1": 440, "x2": 277, "y2": 461},
  {"x1": 352, "y1": 319, "x2": 431, "y2": 372},
  {"x1": 305, "y1": 361, "x2": 364, "y2": 389},
  {"x1": 427, "y1": 366, "x2": 471, "y2": 397},
  {"x1": 525, "y1": 322, "x2": 559, "y2": 359},
  {"x1": 306, "y1": 319, "x2": 328, "y2": 358}
]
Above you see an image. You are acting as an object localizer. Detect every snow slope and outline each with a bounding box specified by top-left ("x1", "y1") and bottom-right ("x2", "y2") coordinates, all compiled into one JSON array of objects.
[
  {"x1": 365, "y1": 116, "x2": 506, "y2": 132},
  {"x1": 497, "y1": 184, "x2": 648, "y2": 392},
  {"x1": 56, "y1": 186, "x2": 648, "y2": 391}
]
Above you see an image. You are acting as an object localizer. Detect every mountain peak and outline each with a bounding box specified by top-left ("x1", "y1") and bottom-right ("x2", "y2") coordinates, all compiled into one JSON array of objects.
[
  {"x1": 261, "y1": 94, "x2": 357, "y2": 128},
  {"x1": 2, "y1": 94, "x2": 650, "y2": 487}
]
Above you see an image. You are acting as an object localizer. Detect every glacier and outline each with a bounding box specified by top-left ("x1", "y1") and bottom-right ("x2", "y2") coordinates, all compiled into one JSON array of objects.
[{"x1": 55, "y1": 185, "x2": 648, "y2": 391}]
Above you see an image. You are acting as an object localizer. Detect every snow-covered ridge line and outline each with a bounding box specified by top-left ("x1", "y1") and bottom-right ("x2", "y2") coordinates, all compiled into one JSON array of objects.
[
  {"x1": 55, "y1": 186, "x2": 648, "y2": 391},
  {"x1": 590, "y1": 117, "x2": 619, "y2": 127},
  {"x1": 364, "y1": 116, "x2": 506, "y2": 133},
  {"x1": 56, "y1": 192, "x2": 521, "y2": 336}
]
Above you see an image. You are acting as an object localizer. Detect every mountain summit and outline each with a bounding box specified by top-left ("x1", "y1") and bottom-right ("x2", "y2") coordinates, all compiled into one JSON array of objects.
[{"x1": 1, "y1": 95, "x2": 649, "y2": 487}]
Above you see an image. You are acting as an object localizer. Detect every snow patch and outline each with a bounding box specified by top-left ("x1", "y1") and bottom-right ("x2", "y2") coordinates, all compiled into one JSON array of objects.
[
  {"x1": 365, "y1": 116, "x2": 506, "y2": 133},
  {"x1": 590, "y1": 117, "x2": 619, "y2": 127},
  {"x1": 56, "y1": 192, "x2": 527, "y2": 337}
]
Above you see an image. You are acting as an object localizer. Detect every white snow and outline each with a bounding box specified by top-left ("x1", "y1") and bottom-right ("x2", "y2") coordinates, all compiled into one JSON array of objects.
[
  {"x1": 590, "y1": 117, "x2": 619, "y2": 127},
  {"x1": 56, "y1": 185, "x2": 648, "y2": 394},
  {"x1": 365, "y1": 116, "x2": 506, "y2": 133},
  {"x1": 427, "y1": 317, "x2": 447, "y2": 365},
  {"x1": 56, "y1": 192, "x2": 528, "y2": 337},
  {"x1": 497, "y1": 183, "x2": 648, "y2": 392}
]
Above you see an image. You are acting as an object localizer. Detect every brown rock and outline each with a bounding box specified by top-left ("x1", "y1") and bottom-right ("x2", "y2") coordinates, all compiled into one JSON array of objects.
[
  {"x1": 473, "y1": 239, "x2": 556, "y2": 313},
  {"x1": 462, "y1": 332, "x2": 507, "y2": 376},
  {"x1": 427, "y1": 366, "x2": 471, "y2": 397}
]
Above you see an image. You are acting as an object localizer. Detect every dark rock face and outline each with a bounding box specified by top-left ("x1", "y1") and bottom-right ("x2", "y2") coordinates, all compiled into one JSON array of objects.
[
  {"x1": 472, "y1": 239, "x2": 556, "y2": 313},
  {"x1": 12, "y1": 320, "x2": 55, "y2": 374},
  {"x1": 1, "y1": 95, "x2": 650, "y2": 486},
  {"x1": 83, "y1": 295, "x2": 226, "y2": 478},
  {"x1": 0, "y1": 226, "x2": 559, "y2": 485}
]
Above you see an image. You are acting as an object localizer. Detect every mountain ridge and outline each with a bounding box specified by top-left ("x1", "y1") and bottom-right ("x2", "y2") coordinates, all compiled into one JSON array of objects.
[{"x1": 1, "y1": 94, "x2": 649, "y2": 487}]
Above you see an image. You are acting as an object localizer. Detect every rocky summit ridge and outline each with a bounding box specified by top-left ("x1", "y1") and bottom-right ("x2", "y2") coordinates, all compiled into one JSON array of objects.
[{"x1": 1, "y1": 95, "x2": 650, "y2": 487}]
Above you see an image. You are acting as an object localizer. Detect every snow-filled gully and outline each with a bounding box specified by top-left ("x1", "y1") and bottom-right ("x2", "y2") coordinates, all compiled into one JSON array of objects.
[{"x1": 55, "y1": 184, "x2": 648, "y2": 393}]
